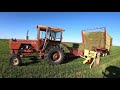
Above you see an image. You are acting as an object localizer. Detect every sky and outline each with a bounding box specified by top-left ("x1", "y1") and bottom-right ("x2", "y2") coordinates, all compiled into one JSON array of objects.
[{"x1": 0, "y1": 12, "x2": 120, "y2": 46}]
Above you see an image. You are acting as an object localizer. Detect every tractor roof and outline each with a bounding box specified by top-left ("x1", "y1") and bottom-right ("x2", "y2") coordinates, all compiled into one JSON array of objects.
[{"x1": 37, "y1": 25, "x2": 64, "y2": 32}]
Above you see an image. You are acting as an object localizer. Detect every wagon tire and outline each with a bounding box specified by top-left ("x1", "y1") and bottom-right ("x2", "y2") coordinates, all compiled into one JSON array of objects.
[{"x1": 9, "y1": 54, "x2": 22, "y2": 66}]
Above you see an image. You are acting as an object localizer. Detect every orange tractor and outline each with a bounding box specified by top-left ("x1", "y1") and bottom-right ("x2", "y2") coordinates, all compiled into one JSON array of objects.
[{"x1": 9, "y1": 25, "x2": 65, "y2": 66}]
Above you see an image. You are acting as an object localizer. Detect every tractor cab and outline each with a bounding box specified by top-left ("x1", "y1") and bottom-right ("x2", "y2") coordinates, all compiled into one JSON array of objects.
[{"x1": 36, "y1": 25, "x2": 64, "y2": 51}]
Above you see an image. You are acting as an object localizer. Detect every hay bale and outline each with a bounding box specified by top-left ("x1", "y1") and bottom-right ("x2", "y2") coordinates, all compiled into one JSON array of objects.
[{"x1": 83, "y1": 32, "x2": 105, "y2": 50}]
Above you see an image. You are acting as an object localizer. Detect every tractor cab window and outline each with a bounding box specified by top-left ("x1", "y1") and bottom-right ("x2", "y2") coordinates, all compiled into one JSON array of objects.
[
  {"x1": 50, "y1": 31, "x2": 62, "y2": 41},
  {"x1": 40, "y1": 31, "x2": 46, "y2": 39},
  {"x1": 51, "y1": 31, "x2": 56, "y2": 39}
]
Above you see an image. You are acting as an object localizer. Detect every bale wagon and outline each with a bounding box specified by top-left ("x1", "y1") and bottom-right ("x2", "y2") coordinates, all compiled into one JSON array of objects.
[
  {"x1": 62, "y1": 27, "x2": 112, "y2": 68},
  {"x1": 65, "y1": 27, "x2": 112, "y2": 58},
  {"x1": 81, "y1": 27, "x2": 112, "y2": 56}
]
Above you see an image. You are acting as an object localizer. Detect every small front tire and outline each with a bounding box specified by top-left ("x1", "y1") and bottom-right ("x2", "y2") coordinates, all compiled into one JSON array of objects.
[{"x1": 9, "y1": 54, "x2": 22, "y2": 66}]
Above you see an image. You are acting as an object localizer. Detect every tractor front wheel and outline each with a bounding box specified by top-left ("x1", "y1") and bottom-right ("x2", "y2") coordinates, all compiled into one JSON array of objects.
[
  {"x1": 9, "y1": 54, "x2": 22, "y2": 66},
  {"x1": 45, "y1": 47, "x2": 64, "y2": 65}
]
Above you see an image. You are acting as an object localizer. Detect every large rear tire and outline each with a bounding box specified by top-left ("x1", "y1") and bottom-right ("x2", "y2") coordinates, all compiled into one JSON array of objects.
[
  {"x1": 9, "y1": 54, "x2": 22, "y2": 66},
  {"x1": 45, "y1": 47, "x2": 64, "y2": 65}
]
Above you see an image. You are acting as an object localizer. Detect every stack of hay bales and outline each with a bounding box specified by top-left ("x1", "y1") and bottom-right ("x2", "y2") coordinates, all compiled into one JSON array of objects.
[
  {"x1": 72, "y1": 31, "x2": 112, "y2": 52},
  {"x1": 83, "y1": 32, "x2": 105, "y2": 50}
]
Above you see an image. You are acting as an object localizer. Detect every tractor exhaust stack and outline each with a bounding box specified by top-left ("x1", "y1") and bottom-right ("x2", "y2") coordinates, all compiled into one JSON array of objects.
[{"x1": 26, "y1": 30, "x2": 29, "y2": 40}]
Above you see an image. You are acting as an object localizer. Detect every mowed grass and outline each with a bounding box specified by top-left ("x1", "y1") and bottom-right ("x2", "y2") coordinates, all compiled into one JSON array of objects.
[{"x1": 0, "y1": 40, "x2": 120, "y2": 78}]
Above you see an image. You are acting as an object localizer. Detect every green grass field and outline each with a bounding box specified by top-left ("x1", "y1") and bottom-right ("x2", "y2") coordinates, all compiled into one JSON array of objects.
[{"x1": 0, "y1": 40, "x2": 120, "y2": 78}]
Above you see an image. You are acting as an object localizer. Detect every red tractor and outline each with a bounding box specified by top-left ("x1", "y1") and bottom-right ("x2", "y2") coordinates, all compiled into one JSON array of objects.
[{"x1": 9, "y1": 25, "x2": 65, "y2": 66}]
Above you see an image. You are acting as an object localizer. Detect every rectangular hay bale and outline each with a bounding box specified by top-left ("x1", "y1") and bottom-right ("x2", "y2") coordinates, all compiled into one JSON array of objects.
[{"x1": 83, "y1": 32, "x2": 105, "y2": 50}]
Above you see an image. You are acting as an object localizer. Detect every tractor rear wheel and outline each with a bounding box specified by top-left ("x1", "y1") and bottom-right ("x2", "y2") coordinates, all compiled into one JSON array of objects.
[
  {"x1": 9, "y1": 54, "x2": 22, "y2": 66},
  {"x1": 45, "y1": 47, "x2": 64, "y2": 65}
]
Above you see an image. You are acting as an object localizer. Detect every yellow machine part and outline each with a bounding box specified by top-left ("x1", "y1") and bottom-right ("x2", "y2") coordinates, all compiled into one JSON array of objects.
[
  {"x1": 84, "y1": 49, "x2": 89, "y2": 57},
  {"x1": 83, "y1": 49, "x2": 97, "y2": 64},
  {"x1": 83, "y1": 49, "x2": 101, "y2": 68},
  {"x1": 83, "y1": 57, "x2": 91, "y2": 64},
  {"x1": 90, "y1": 52, "x2": 101, "y2": 68}
]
